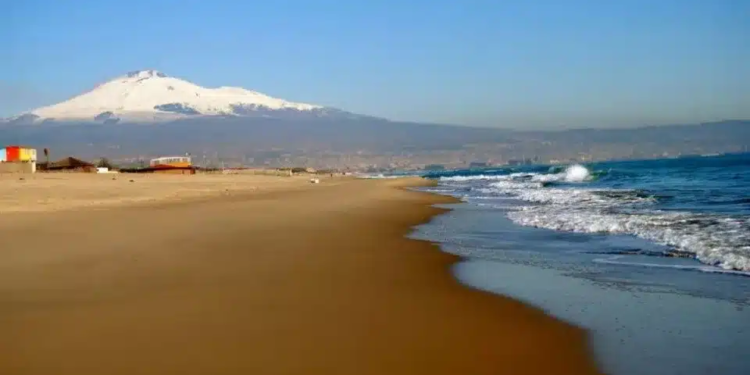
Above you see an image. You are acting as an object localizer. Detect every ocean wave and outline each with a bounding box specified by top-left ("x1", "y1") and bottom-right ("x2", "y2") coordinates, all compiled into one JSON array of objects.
[
  {"x1": 439, "y1": 174, "x2": 517, "y2": 182},
  {"x1": 512, "y1": 187, "x2": 656, "y2": 206},
  {"x1": 439, "y1": 163, "x2": 750, "y2": 271},
  {"x1": 442, "y1": 165, "x2": 595, "y2": 184},
  {"x1": 355, "y1": 173, "x2": 405, "y2": 179},
  {"x1": 508, "y1": 207, "x2": 750, "y2": 271},
  {"x1": 592, "y1": 255, "x2": 750, "y2": 277}
]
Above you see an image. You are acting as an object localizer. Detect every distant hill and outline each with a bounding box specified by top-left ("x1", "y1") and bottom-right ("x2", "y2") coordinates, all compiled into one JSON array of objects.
[
  {"x1": 3, "y1": 69, "x2": 377, "y2": 124},
  {"x1": 1, "y1": 71, "x2": 747, "y2": 166},
  {"x1": 1, "y1": 117, "x2": 747, "y2": 166},
  {"x1": 0, "y1": 115, "x2": 507, "y2": 155}
]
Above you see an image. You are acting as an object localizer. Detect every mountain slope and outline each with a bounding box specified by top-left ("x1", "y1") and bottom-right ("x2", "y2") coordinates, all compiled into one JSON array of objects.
[
  {"x1": 1, "y1": 118, "x2": 746, "y2": 168},
  {"x1": 9, "y1": 70, "x2": 371, "y2": 124}
]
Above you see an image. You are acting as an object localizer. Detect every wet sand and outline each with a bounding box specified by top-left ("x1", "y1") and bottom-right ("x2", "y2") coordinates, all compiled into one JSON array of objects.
[{"x1": 0, "y1": 177, "x2": 601, "y2": 374}]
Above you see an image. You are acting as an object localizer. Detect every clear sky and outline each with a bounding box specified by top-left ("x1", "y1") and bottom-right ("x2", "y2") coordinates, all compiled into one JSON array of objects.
[{"x1": 2, "y1": 0, "x2": 748, "y2": 128}]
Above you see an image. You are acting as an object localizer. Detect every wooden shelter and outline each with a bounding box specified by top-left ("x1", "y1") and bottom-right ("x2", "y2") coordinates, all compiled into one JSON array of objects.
[{"x1": 38, "y1": 157, "x2": 97, "y2": 172}]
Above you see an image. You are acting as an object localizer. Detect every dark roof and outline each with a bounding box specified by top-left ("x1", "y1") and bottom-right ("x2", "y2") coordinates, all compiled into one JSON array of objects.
[{"x1": 48, "y1": 157, "x2": 95, "y2": 169}]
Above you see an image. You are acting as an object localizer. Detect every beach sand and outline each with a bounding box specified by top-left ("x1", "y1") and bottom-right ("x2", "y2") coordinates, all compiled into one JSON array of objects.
[
  {"x1": 0, "y1": 173, "x2": 315, "y2": 213},
  {"x1": 0, "y1": 175, "x2": 601, "y2": 375}
]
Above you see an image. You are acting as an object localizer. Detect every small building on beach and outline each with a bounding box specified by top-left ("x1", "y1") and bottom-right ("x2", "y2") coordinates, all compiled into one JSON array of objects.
[
  {"x1": 150, "y1": 156, "x2": 192, "y2": 169},
  {"x1": 37, "y1": 157, "x2": 97, "y2": 173},
  {"x1": 119, "y1": 155, "x2": 196, "y2": 174},
  {"x1": 118, "y1": 155, "x2": 196, "y2": 174},
  {"x1": 0, "y1": 145, "x2": 38, "y2": 173}
]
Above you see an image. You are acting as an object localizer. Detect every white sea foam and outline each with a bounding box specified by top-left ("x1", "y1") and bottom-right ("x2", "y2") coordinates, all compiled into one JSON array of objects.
[
  {"x1": 525, "y1": 164, "x2": 591, "y2": 183},
  {"x1": 592, "y1": 255, "x2": 750, "y2": 277},
  {"x1": 355, "y1": 173, "x2": 404, "y2": 179},
  {"x1": 439, "y1": 174, "x2": 516, "y2": 182},
  {"x1": 509, "y1": 208, "x2": 750, "y2": 271},
  {"x1": 443, "y1": 165, "x2": 591, "y2": 184},
  {"x1": 440, "y1": 164, "x2": 750, "y2": 271},
  {"x1": 563, "y1": 164, "x2": 591, "y2": 182}
]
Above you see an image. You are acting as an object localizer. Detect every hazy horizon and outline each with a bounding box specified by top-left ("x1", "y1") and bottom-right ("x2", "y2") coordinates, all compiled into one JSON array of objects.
[{"x1": 3, "y1": 0, "x2": 748, "y2": 129}]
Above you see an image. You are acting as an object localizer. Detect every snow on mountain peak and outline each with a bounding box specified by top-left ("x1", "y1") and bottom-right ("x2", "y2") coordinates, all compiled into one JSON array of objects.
[{"x1": 19, "y1": 70, "x2": 326, "y2": 123}]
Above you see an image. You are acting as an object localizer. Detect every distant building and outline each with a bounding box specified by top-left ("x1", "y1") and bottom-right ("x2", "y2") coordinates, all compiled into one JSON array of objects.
[
  {"x1": 469, "y1": 161, "x2": 489, "y2": 168},
  {"x1": 150, "y1": 156, "x2": 192, "y2": 168},
  {"x1": 146, "y1": 155, "x2": 195, "y2": 174},
  {"x1": 37, "y1": 157, "x2": 97, "y2": 173},
  {"x1": 115, "y1": 155, "x2": 196, "y2": 174},
  {"x1": 0, "y1": 145, "x2": 37, "y2": 173},
  {"x1": 152, "y1": 168, "x2": 196, "y2": 175}
]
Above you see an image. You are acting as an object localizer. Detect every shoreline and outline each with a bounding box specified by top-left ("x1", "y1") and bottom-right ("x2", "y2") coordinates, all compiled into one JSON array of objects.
[
  {"x1": 414, "y1": 176, "x2": 750, "y2": 375},
  {"x1": 1, "y1": 177, "x2": 601, "y2": 374}
]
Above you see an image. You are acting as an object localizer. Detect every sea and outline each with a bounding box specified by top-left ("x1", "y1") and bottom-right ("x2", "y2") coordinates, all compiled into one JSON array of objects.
[{"x1": 383, "y1": 153, "x2": 750, "y2": 375}]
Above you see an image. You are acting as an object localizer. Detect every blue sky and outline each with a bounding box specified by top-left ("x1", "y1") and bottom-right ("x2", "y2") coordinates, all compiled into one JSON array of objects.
[{"x1": 2, "y1": 0, "x2": 748, "y2": 128}]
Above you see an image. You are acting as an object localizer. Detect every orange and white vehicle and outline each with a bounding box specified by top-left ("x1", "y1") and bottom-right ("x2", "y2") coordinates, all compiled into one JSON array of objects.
[{"x1": 149, "y1": 156, "x2": 192, "y2": 169}]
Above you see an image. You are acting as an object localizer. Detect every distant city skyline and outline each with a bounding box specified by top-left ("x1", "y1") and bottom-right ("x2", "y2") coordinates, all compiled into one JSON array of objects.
[{"x1": 3, "y1": 0, "x2": 748, "y2": 129}]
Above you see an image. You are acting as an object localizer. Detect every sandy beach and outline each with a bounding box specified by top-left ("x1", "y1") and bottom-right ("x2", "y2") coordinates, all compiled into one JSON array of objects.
[
  {"x1": 0, "y1": 173, "x2": 316, "y2": 213},
  {"x1": 0, "y1": 175, "x2": 601, "y2": 375}
]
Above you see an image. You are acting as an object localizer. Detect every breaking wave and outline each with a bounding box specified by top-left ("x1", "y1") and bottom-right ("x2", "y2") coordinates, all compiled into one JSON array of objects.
[
  {"x1": 355, "y1": 173, "x2": 406, "y2": 179},
  {"x1": 436, "y1": 163, "x2": 750, "y2": 271}
]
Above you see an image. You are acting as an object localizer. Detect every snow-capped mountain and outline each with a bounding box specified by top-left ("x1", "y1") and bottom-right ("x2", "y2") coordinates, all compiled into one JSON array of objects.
[{"x1": 7, "y1": 70, "x2": 370, "y2": 124}]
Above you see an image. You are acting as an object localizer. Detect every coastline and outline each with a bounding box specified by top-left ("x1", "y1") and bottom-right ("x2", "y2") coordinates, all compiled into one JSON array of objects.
[
  {"x1": 411, "y1": 168, "x2": 750, "y2": 375},
  {"x1": 1, "y1": 176, "x2": 601, "y2": 375}
]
